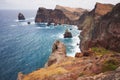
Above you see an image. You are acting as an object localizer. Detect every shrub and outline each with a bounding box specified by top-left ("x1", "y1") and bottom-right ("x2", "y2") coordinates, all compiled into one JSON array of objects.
[
  {"x1": 91, "y1": 47, "x2": 110, "y2": 56},
  {"x1": 102, "y1": 59, "x2": 119, "y2": 72}
]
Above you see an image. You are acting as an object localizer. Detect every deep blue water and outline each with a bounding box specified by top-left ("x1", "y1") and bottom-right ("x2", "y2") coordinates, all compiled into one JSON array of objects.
[{"x1": 0, "y1": 10, "x2": 80, "y2": 80}]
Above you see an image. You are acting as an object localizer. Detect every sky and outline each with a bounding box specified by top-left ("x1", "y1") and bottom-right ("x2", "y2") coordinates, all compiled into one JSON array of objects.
[{"x1": 0, "y1": 0, "x2": 120, "y2": 10}]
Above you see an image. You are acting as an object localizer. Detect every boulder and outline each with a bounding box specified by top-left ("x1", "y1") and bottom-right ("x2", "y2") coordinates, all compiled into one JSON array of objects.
[
  {"x1": 18, "y1": 13, "x2": 25, "y2": 20},
  {"x1": 64, "y1": 29, "x2": 72, "y2": 38},
  {"x1": 75, "y1": 52, "x2": 83, "y2": 58}
]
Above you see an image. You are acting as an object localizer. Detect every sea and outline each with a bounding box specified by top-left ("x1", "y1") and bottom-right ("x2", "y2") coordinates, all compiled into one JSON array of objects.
[{"x1": 0, "y1": 10, "x2": 81, "y2": 80}]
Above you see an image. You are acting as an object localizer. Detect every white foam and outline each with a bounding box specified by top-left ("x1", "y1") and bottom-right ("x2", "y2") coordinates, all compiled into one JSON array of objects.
[
  {"x1": 58, "y1": 33, "x2": 63, "y2": 39},
  {"x1": 10, "y1": 25, "x2": 17, "y2": 27},
  {"x1": 26, "y1": 17, "x2": 34, "y2": 21}
]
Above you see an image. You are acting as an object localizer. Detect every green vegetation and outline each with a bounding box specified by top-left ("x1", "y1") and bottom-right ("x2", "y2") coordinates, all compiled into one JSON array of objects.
[
  {"x1": 102, "y1": 59, "x2": 119, "y2": 72},
  {"x1": 91, "y1": 47, "x2": 111, "y2": 56}
]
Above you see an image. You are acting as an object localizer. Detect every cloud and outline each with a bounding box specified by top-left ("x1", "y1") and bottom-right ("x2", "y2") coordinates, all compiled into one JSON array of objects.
[{"x1": 0, "y1": 0, "x2": 119, "y2": 10}]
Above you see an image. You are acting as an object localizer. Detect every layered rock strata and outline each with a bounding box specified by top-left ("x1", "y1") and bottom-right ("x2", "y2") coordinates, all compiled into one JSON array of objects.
[
  {"x1": 35, "y1": 8, "x2": 71, "y2": 24},
  {"x1": 79, "y1": 3, "x2": 120, "y2": 53}
]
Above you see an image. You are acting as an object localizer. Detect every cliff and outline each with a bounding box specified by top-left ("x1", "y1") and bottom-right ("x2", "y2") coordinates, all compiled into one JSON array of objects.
[
  {"x1": 17, "y1": 2, "x2": 120, "y2": 80},
  {"x1": 45, "y1": 40, "x2": 66, "y2": 67},
  {"x1": 35, "y1": 8, "x2": 71, "y2": 24},
  {"x1": 18, "y1": 45, "x2": 120, "y2": 80},
  {"x1": 55, "y1": 5, "x2": 88, "y2": 21},
  {"x1": 77, "y1": 2, "x2": 114, "y2": 30},
  {"x1": 80, "y1": 3, "x2": 120, "y2": 53},
  {"x1": 35, "y1": 6, "x2": 88, "y2": 25}
]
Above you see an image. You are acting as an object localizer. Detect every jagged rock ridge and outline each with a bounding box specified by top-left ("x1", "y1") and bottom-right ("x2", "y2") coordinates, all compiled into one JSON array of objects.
[
  {"x1": 35, "y1": 8, "x2": 71, "y2": 24},
  {"x1": 77, "y1": 2, "x2": 114, "y2": 30},
  {"x1": 80, "y1": 3, "x2": 120, "y2": 53},
  {"x1": 55, "y1": 5, "x2": 88, "y2": 21},
  {"x1": 45, "y1": 40, "x2": 66, "y2": 67}
]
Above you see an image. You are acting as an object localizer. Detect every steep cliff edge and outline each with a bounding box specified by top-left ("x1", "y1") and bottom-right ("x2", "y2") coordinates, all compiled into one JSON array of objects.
[
  {"x1": 45, "y1": 40, "x2": 66, "y2": 67},
  {"x1": 79, "y1": 3, "x2": 120, "y2": 52},
  {"x1": 35, "y1": 6, "x2": 88, "y2": 25},
  {"x1": 77, "y1": 2, "x2": 114, "y2": 30},
  {"x1": 17, "y1": 46, "x2": 120, "y2": 80},
  {"x1": 35, "y1": 8, "x2": 71, "y2": 24},
  {"x1": 55, "y1": 5, "x2": 87, "y2": 21}
]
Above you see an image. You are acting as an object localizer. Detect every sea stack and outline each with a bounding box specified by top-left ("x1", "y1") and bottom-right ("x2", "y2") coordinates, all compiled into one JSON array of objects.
[
  {"x1": 64, "y1": 29, "x2": 72, "y2": 38},
  {"x1": 18, "y1": 13, "x2": 25, "y2": 20}
]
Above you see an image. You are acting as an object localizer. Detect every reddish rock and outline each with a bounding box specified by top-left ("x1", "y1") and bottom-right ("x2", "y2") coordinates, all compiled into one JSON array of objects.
[
  {"x1": 35, "y1": 8, "x2": 71, "y2": 24},
  {"x1": 79, "y1": 3, "x2": 120, "y2": 53},
  {"x1": 75, "y1": 52, "x2": 83, "y2": 58},
  {"x1": 45, "y1": 40, "x2": 66, "y2": 67}
]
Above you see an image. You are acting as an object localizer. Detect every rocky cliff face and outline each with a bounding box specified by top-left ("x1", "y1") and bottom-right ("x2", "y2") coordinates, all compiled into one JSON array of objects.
[
  {"x1": 55, "y1": 5, "x2": 87, "y2": 21},
  {"x1": 35, "y1": 8, "x2": 71, "y2": 24},
  {"x1": 80, "y1": 3, "x2": 120, "y2": 53},
  {"x1": 45, "y1": 40, "x2": 66, "y2": 67},
  {"x1": 18, "y1": 47, "x2": 120, "y2": 80},
  {"x1": 77, "y1": 2, "x2": 114, "y2": 30},
  {"x1": 35, "y1": 6, "x2": 88, "y2": 25}
]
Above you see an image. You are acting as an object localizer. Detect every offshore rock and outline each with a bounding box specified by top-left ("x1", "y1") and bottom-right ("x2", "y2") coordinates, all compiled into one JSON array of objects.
[
  {"x1": 18, "y1": 13, "x2": 25, "y2": 20},
  {"x1": 45, "y1": 40, "x2": 66, "y2": 67},
  {"x1": 64, "y1": 29, "x2": 72, "y2": 38}
]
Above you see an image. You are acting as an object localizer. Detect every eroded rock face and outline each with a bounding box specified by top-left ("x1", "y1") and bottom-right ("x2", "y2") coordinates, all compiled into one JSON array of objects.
[
  {"x1": 18, "y1": 49, "x2": 120, "y2": 80},
  {"x1": 79, "y1": 3, "x2": 120, "y2": 52},
  {"x1": 35, "y1": 8, "x2": 71, "y2": 24},
  {"x1": 92, "y1": 2, "x2": 114, "y2": 16},
  {"x1": 18, "y1": 13, "x2": 25, "y2": 20},
  {"x1": 55, "y1": 5, "x2": 88, "y2": 21},
  {"x1": 77, "y1": 2, "x2": 114, "y2": 30},
  {"x1": 45, "y1": 40, "x2": 66, "y2": 67},
  {"x1": 77, "y1": 66, "x2": 120, "y2": 80}
]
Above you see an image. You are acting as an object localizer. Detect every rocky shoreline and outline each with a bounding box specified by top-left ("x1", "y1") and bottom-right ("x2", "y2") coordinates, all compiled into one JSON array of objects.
[{"x1": 17, "y1": 2, "x2": 120, "y2": 80}]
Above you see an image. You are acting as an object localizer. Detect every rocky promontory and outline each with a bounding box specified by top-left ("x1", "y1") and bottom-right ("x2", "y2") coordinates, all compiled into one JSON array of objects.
[
  {"x1": 45, "y1": 40, "x2": 66, "y2": 67},
  {"x1": 18, "y1": 44, "x2": 120, "y2": 80},
  {"x1": 35, "y1": 6, "x2": 88, "y2": 25},
  {"x1": 35, "y1": 8, "x2": 71, "y2": 24}
]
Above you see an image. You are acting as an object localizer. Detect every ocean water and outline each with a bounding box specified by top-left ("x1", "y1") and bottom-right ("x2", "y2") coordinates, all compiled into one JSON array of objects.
[{"x1": 0, "y1": 10, "x2": 80, "y2": 80}]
